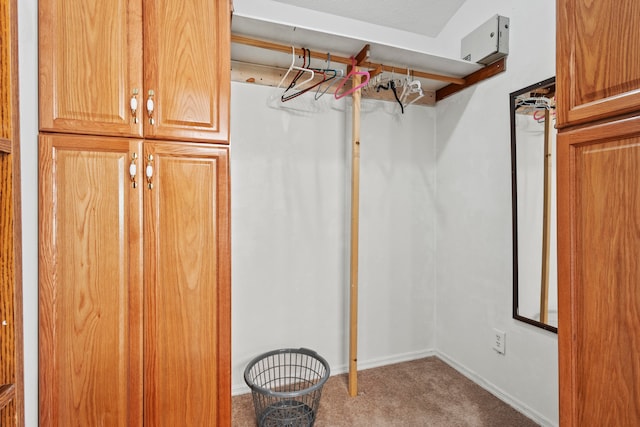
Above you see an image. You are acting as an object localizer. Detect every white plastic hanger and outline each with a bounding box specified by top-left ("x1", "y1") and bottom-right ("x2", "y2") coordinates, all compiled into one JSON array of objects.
[{"x1": 275, "y1": 46, "x2": 315, "y2": 95}]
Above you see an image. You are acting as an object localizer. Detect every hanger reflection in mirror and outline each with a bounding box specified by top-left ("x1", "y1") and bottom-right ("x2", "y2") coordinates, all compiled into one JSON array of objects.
[
  {"x1": 334, "y1": 57, "x2": 371, "y2": 100},
  {"x1": 276, "y1": 46, "x2": 315, "y2": 101}
]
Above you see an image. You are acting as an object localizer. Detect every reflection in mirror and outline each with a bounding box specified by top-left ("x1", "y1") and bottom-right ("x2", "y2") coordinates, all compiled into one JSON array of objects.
[{"x1": 510, "y1": 77, "x2": 558, "y2": 333}]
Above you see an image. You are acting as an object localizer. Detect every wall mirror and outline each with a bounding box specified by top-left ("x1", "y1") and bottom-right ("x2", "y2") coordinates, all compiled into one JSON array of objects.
[{"x1": 510, "y1": 77, "x2": 557, "y2": 332}]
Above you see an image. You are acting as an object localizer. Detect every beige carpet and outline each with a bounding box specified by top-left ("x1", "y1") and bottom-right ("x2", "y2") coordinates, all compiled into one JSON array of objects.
[{"x1": 232, "y1": 356, "x2": 539, "y2": 426}]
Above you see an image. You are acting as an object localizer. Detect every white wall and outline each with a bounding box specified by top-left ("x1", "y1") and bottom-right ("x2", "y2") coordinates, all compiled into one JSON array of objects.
[
  {"x1": 17, "y1": 0, "x2": 38, "y2": 425},
  {"x1": 434, "y1": 1, "x2": 558, "y2": 426},
  {"x1": 230, "y1": 85, "x2": 437, "y2": 392}
]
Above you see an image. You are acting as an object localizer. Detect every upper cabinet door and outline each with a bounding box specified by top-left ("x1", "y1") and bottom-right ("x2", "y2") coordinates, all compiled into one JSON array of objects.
[
  {"x1": 39, "y1": 0, "x2": 144, "y2": 137},
  {"x1": 143, "y1": 0, "x2": 230, "y2": 143},
  {"x1": 556, "y1": 0, "x2": 640, "y2": 128}
]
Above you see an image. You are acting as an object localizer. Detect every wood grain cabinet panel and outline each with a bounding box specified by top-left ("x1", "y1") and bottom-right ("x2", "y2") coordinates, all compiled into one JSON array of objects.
[
  {"x1": 143, "y1": 143, "x2": 230, "y2": 426},
  {"x1": 1, "y1": 0, "x2": 24, "y2": 424},
  {"x1": 1, "y1": 0, "x2": 13, "y2": 147},
  {"x1": 38, "y1": 134, "x2": 144, "y2": 426},
  {"x1": 143, "y1": 0, "x2": 230, "y2": 142},
  {"x1": 39, "y1": 0, "x2": 230, "y2": 143},
  {"x1": 38, "y1": 0, "x2": 143, "y2": 137},
  {"x1": 557, "y1": 117, "x2": 640, "y2": 426},
  {"x1": 557, "y1": 0, "x2": 640, "y2": 127},
  {"x1": 38, "y1": 136, "x2": 231, "y2": 426}
]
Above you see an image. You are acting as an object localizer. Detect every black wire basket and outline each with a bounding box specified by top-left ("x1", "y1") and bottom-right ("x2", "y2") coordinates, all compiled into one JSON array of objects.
[{"x1": 244, "y1": 348, "x2": 330, "y2": 427}]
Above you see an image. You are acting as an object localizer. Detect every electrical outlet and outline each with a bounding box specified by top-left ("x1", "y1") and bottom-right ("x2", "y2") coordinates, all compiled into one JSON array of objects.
[{"x1": 493, "y1": 329, "x2": 506, "y2": 355}]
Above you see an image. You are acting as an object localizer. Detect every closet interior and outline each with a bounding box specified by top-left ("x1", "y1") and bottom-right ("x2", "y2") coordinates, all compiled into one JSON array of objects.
[
  {"x1": 229, "y1": 12, "x2": 509, "y2": 398},
  {"x1": 33, "y1": 1, "x2": 514, "y2": 425}
]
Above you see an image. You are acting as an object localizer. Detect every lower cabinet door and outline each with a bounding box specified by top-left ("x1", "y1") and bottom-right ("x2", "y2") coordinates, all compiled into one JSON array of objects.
[
  {"x1": 39, "y1": 133, "x2": 144, "y2": 426},
  {"x1": 143, "y1": 141, "x2": 231, "y2": 426},
  {"x1": 557, "y1": 116, "x2": 640, "y2": 426}
]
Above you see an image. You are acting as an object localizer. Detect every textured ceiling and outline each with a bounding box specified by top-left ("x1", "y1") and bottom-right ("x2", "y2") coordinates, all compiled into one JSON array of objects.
[{"x1": 271, "y1": 0, "x2": 467, "y2": 37}]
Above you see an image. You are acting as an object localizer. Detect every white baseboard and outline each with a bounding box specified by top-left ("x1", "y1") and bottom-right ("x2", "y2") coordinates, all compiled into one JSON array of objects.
[
  {"x1": 435, "y1": 350, "x2": 557, "y2": 427},
  {"x1": 331, "y1": 348, "x2": 437, "y2": 375}
]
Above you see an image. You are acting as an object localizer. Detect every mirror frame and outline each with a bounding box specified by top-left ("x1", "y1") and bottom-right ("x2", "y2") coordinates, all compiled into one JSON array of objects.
[{"x1": 510, "y1": 77, "x2": 558, "y2": 333}]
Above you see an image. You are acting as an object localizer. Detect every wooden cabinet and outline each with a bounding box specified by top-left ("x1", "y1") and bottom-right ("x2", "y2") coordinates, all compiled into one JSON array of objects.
[
  {"x1": 39, "y1": 135, "x2": 231, "y2": 425},
  {"x1": 556, "y1": 0, "x2": 640, "y2": 425},
  {"x1": 0, "y1": 0, "x2": 24, "y2": 424},
  {"x1": 556, "y1": 0, "x2": 640, "y2": 128},
  {"x1": 39, "y1": 0, "x2": 230, "y2": 143},
  {"x1": 38, "y1": 0, "x2": 232, "y2": 424}
]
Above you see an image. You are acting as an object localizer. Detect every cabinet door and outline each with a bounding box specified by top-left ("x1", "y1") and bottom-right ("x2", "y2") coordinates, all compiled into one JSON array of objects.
[
  {"x1": 557, "y1": 116, "x2": 640, "y2": 426},
  {"x1": 1, "y1": 0, "x2": 16, "y2": 152},
  {"x1": 556, "y1": 0, "x2": 640, "y2": 127},
  {"x1": 39, "y1": 134, "x2": 144, "y2": 426},
  {"x1": 143, "y1": 142, "x2": 230, "y2": 426},
  {"x1": 39, "y1": 0, "x2": 143, "y2": 137},
  {"x1": 1, "y1": 0, "x2": 25, "y2": 424},
  {"x1": 143, "y1": 0, "x2": 230, "y2": 143}
]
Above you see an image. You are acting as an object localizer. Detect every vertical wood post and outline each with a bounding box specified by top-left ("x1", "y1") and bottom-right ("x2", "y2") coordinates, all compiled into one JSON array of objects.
[
  {"x1": 539, "y1": 109, "x2": 552, "y2": 324},
  {"x1": 349, "y1": 73, "x2": 362, "y2": 397}
]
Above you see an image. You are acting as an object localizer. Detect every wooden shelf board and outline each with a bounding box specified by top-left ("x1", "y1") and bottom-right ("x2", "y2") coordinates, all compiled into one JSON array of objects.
[
  {"x1": 231, "y1": 15, "x2": 482, "y2": 92},
  {"x1": 436, "y1": 57, "x2": 507, "y2": 101},
  {"x1": 231, "y1": 15, "x2": 505, "y2": 105}
]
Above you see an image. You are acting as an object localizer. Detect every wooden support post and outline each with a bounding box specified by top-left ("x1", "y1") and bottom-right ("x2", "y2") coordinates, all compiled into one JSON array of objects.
[
  {"x1": 539, "y1": 109, "x2": 552, "y2": 324},
  {"x1": 348, "y1": 72, "x2": 362, "y2": 398}
]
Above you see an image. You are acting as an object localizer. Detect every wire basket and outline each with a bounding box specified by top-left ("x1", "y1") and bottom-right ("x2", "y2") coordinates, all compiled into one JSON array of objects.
[{"x1": 244, "y1": 348, "x2": 330, "y2": 427}]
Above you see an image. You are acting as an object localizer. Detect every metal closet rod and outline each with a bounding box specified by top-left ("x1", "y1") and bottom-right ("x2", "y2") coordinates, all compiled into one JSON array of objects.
[{"x1": 231, "y1": 33, "x2": 466, "y2": 86}]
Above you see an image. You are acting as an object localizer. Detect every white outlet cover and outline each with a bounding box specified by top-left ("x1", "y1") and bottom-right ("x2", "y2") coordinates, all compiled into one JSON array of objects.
[{"x1": 493, "y1": 328, "x2": 506, "y2": 355}]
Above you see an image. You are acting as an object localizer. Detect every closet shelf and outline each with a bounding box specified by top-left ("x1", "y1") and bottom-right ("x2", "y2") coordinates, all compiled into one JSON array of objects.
[{"x1": 230, "y1": 15, "x2": 506, "y2": 105}]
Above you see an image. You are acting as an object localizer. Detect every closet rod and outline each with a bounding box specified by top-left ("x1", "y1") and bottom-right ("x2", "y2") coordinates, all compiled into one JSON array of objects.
[
  {"x1": 231, "y1": 34, "x2": 354, "y2": 65},
  {"x1": 231, "y1": 34, "x2": 467, "y2": 86}
]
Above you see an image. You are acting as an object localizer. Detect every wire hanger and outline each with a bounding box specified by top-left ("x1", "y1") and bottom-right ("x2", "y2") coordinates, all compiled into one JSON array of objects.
[
  {"x1": 334, "y1": 57, "x2": 371, "y2": 100},
  {"x1": 314, "y1": 53, "x2": 343, "y2": 100},
  {"x1": 276, "y1": 46, "x2": 315, "y2": 99},
  {"x1": 282, "y1": 49, "x2": 339, "y2": 102}
]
